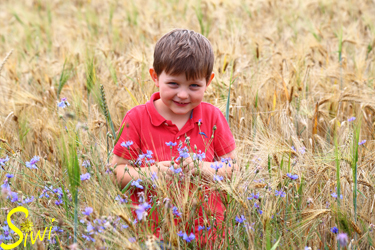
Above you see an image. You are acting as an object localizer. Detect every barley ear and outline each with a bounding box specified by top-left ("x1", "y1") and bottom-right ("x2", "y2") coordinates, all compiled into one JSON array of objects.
[
  {"x1": 0, "y1": 49, "x2": 14, "y2": 75},
  {"x1": 100, "y1": 84, "x2": 116, "y2": 138}
]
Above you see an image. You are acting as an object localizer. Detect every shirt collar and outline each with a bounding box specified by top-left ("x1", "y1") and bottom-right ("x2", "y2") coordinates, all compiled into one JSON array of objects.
[{"x1": 146, "y1": 92, "x2": 203, "y2": 126}]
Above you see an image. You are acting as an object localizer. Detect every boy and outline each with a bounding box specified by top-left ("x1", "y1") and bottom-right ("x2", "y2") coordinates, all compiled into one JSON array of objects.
[{"x1": 112, "y1": 29, "x2": 237, "y2": 246}]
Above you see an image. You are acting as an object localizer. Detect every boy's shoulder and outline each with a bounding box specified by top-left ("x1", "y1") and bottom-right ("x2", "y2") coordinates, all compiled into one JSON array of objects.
[
  {"x1": 200, "y1": 101, "x2": 224, "y2": 115},
  {"x1": 124, "y1": 103, "x2": 148, "y2": 119}
]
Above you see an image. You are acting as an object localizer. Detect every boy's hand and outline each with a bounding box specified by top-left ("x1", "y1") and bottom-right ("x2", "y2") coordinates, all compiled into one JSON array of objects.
[{"x1": 176, "y1": 156, "x2": 207, "y2": 177}]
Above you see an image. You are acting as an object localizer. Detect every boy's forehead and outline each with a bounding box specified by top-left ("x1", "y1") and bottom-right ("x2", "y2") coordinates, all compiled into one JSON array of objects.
[{"x1": 162, "y1": 72, "x2": 206, "y2": 83}]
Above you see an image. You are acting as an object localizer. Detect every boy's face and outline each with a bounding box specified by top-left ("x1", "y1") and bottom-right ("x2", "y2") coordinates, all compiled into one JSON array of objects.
[{"x1": 150, "y1": 68, "x2": 214, "y2": 119}]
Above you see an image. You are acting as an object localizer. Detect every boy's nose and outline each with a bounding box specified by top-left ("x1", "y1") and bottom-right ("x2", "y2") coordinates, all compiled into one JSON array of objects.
[{"x1": 177, "y1": 91, "x2": 188, "y2": 99}]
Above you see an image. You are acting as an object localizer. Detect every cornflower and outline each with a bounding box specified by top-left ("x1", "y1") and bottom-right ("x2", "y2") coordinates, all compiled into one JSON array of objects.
[
  {"x1": 165, "y1": 141, "x2": 177, "y2": 147},
  {"x1": 135, "y1": 202, "x2": 151, "y2": 221},
  {"x1": 348, "y1": 117, "x2": 356, "y2": 122},
  {"x1": 58, "y1": 97, "x2": 70, "y2": 108},
  {"x1": 337, "y1": 233, "x2": 349, "y2": 247},
  {"x1": 247, "y1": 193, "x2": 260, "y2": 200},
  {"x1": 169, "y1": 166, "x2": 182, "y2": 174},
  {"x1": 235, "y1": 215, "x2": 246, "y2": 223},
  {"x1": 198, "y1": 225, "x2": 211, "y2": 231},
  {"x1": 331, "y1": 192, "x2": 343, "y2": 199},
  {"x1": 131, "y1": 179, "x2": 143, "y2": 189},
  {"x1": 183, "y1": 232, "x2": 195, "y2": 242},
  {"x1": 5, "y1": 174, "x2": 13, "y2": 178},
  {"x1": 121, "y1": 141, "x2": 134, "y2": 149},
  {"x1": 286, "y1": 173, "x2": 298, "y2": 180},
  {"x1": 82, "y1": 160, "x2": 91, "y2": 168},
  {"x1": 0, "y1": 155, "x2": 9, "y2": 167},
  {"x1": 80, "y1": 173, "x2": 91, "y2": 181},
  {"x1": 358, "y1": 140, "x2": 366, "y2": 145},
  {"x1": 83, "y1": 207, "x2": 93, "y2": 216},
  {"x1": 275, "y1": 190, "x2": 286, "y2": 197},
  {"x1": 115, "y1": 195, "x2": 127, "y2": 204},
  {"x1": 210, "y1": 162, "x2": 223, "y2": 171},
  {"x1": 172, "y1": 206, "x2": 181, "y2": 217},
  {"x1": 26, "y1": 156, "x2": 40, "y2": 169},
  {"x1": 213, "y1": 175, "x2": 223, "y2": 181},
  {"x1": 330, "y1": 226, "x2": 338, "y2": 234}
]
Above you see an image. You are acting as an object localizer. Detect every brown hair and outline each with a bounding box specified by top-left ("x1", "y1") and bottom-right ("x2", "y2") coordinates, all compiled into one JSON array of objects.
[{"x1": 153, "y1": 29, "x2": 214, "y2": 83}]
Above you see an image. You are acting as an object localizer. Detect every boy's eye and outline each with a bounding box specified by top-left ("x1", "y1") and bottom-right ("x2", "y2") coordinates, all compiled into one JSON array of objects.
[
  {"x1": 168, "y1": 82, "x2": 177, "y2": 85},
  {"x1": 191, "y1": 84, "x2": 200, "y2": 87}
]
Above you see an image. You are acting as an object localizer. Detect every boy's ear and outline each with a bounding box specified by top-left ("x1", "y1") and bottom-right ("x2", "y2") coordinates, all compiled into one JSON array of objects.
[
  {"x1": 205, "y1": 73, "x2": 215, "y2": 89},
  {"x1": 149, "y1": 68, "x2": 159, "y2": 87}
]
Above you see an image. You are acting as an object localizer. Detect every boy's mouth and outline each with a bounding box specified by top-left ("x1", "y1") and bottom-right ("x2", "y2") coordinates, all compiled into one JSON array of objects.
[{"x1": 173, "y1": 100, "x2": 190, "y2": 106}]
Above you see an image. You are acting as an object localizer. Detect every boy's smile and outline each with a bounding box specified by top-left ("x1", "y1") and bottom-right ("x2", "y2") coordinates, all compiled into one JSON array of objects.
[{"x1": 150, "y1": 68, "x2": 214, "y2": 121}]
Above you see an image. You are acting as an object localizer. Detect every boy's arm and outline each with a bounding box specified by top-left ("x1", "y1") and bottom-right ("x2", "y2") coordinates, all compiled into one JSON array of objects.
[{"x1": 111, "y1": 155, "x2": 172, "y2": 189}]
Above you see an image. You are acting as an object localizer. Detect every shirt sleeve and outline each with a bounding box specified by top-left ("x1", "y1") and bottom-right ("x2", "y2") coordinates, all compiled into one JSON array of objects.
[
  {"x1": 213, "y1": 109, "x2": 236, "y2": 158},
  {"x1": 113, "y1": 111, "x2": 142, "y2": 161}
]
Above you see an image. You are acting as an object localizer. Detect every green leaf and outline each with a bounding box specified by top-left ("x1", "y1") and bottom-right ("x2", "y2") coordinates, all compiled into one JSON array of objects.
[{"x1": 270, "y1": 237, "x2": 281, "y2": 250}]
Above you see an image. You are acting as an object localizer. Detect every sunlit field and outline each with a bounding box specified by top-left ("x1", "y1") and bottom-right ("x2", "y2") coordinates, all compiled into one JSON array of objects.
[{"x1": 1, "y1": 0, "x2": 375, "y2": 249}]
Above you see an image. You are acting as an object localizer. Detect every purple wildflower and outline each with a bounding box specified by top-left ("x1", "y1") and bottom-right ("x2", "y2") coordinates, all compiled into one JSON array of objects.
[
  {"x1": 358, "y1": 140, "x2": 366, "y2": 145},
  {"x1": 115, "y1": 195, "x2": 127, "y2": 204},
  {"x1": 172, "y1": 206, "x2": 181, "y2": 217},
  {"x1": 182, "y1": 233, "x2": 195, "y2": 242},
  {"x1": 337, "y1": 233, "x2": 349, "y2": 247},
  {"x1": 135, "y1": 202, "x2": 151, "y2": 221},
  {"x1": 58, "y1": 98, "x2": 70, "y2": 108},
  {"x1": 121, "y1": 141, "x2": 134, "y2": 149},
  {"x1": 0, "y1": 155, "x2": 9, "y2": 167},
  {"x1": 330, "y1": 226, "x2": 338, "y2": 234},
  {"x1": 213, "y1": 175, "x2": 223, "y2": 181},
  {"x1": 55, "y1": 200, "x2": 63, "y2": 206},
  {"x1": 275, "y1": 190, "x2": 286, "y2": 197},
  {"x1": 26, "y1": 156, "x2": 40, "y2": 169},
  {"x1": 177, "y1": 231, "x2": 184, "y2": 237},
  {"x1": 82, "y1": 160, "x2": 91, "y2": 168},
  {"x1": 286, "y1": 173, "x2": 298, "y2": 180},
  {"x1": 199, "y1": 132, "x2": 208, "y2": 138},
  {"x1": 235, "y1": 215, "x2": 246, "y2": 223},
  {"x1": 169, "y1": 166, "x2": 182, "y2": 174},
  {"x1": 23, "y1": 196, "x2": 35, "y2": 204},
  {"x1": 210, "y1": 162, "x2": 223, "y2": 171},
  {"x1": 131, "y1": 179, "x2": 143, "y2": 189},
  {"x1": 5, "y1": 174, "x2": 14, "y2": 178},
  {"x1": 83, "y1": 207, "x2": 93, "y2": 216},
  {"x1": 165, "y1": 141, "x2": 177, "y2": 147},
  {"x1": 348, "y1": 117, "x2": 356, "y2": 122},
  {"x1": 80, "y1": 173, "x2": 91, "y2": 181}
]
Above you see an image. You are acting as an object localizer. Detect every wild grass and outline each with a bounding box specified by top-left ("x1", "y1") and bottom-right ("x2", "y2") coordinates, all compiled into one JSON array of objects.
[{"x1": 0, "y1": 0, "x2": 375, "y2": 249}]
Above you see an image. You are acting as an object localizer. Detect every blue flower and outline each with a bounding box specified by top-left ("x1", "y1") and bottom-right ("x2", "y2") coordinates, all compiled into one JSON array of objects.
[
  {"x1": 23, "y1": 196, "x2": 35, "y2": 204},
  {"x1": 151, "y1": 172, "x2": 158, "y2": 181},
  {"x1": 247, "y1": 193, "x2": 260, "y2": 200},
  {"x1": 213, "y1": 175, "x2": 223, "y2": 181},
  {"x1": 0, "y1": 155, "x2": 10, "y2": 167},
  {"x1": 135, "y1": 202, "x2": 150, "y2": 221},
  {"x1": 199, "y1": 132, "x2": 208, "y2": 138},
  {"x1": 83, "y1": 207, "x2": 93, "y2": 216},
  {"x1": 145, "y1": 150, "x2": 153, "y2": 159},
  {"x1": 115, "y1": 195, "x2": 127, "y2": 204},
  {"x1": 337, "y1": 233, "x2": 349, "y2": 247},
  {"x1": 58, "y1": 97, "x2": 70, "y2": 108},
  {"x1": 165, "y1": 141, "x2": 177, "y2": 147},
  {"x1": 131, "y1": 179, "x2": 143, "y2": 189},
  {"x1": 121, "y1": 141, "x2": 134, "y2": 149},
  {"x1": 9, "y1": 192, "x2": 18, "y2": 203},
  {"x1": 26, "y1": 156, "x2": 40, "y2": 169},
  {"x1": 169, "y1": 166, "x2": 182, "y2": 174},
  {"x1": 291, "y1": 146, "x2": 296, "y2": 152},
  {"x1": 330, "y1": 226, "x2": 338, "y2": 234},
  {"x1": 80, "y1": 173, "x2": 91, "y2": 181},
  {"x1": 348, "y1": 117, "x2": 356, "y2": 122},
  {"x1": 82, "y1": 160, "x2": 91, "y2": 168},
  {"x1": 182, "y1": 232, "x2": 195, "y2": 242},
  {"x1": 193, "y1": 151, "x2": 206, "y2": 161},
  {"x1": 331, "y1": 192, "x2": 343, "y2": 199},
  {"x1": 210, "y1": 162, "x2": 223, "y2": 171},
  {"x1": 258, "y1": 210, "x2": 263, "y2": 215},
  {"x1": 172, "y1": 206, "x2": 181, "y2": 217},
  {"x1": 55, "y1": 200, "x2": 63, "y2": 206},
  {"x1": 286, "y1": 173, "x2": 298, "y2": 180},
  {"x1": 235, "y1": 215, "x2": 246, "y2": 223},
  {"x1": 82, "y1": 234, "x2": 95, "y2": 242},
  {"x1": 177, "y1": 231, "x2": 184, "y2": 237},
  {"x1": 129, "y1": 237, "x2": 136, "y2": 243},
  {"x1": 275, "y1": 190, "x2": 286, "y2": 197},
  {"x1": 5, "y1": 174, "x2": 14, "y2": 178},
  {"x1": 299, "y1": 147, "x2": 306, "y2": 154},
  {"x1": 198, "y1": 225, "x2": 211, "y2": 231},
  {"x1": 176, "y1": 146, "x2": 190, "y2": 161},
  {"x1": 358, "y1": 140, "x2": 366, "y2": 146}
]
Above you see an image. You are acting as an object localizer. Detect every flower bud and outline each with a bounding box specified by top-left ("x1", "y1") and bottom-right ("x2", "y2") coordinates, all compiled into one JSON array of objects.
[{"x1": 213, "y1": 125, "x2": 217, "y2": 131}]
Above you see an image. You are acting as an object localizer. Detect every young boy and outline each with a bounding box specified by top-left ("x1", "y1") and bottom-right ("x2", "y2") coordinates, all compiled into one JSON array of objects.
[{"x1": 112, "y1": 28, "x2": 237, "y2": 246}]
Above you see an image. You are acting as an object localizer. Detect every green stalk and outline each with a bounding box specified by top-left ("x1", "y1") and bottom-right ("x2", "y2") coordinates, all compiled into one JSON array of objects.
[{"x1": 335, "y1": 134, "x2": 341, "y2": 207}]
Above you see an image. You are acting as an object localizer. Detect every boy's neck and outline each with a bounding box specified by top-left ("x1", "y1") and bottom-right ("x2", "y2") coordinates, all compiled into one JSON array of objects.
[{"x1": 153, "y1": 99, "x2": 192, "y2": 123}]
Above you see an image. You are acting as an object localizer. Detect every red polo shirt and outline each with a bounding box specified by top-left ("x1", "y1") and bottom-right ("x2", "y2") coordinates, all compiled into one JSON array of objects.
[{"x1": 113, "y1": 92, "x2": 236, "y2": 245}]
